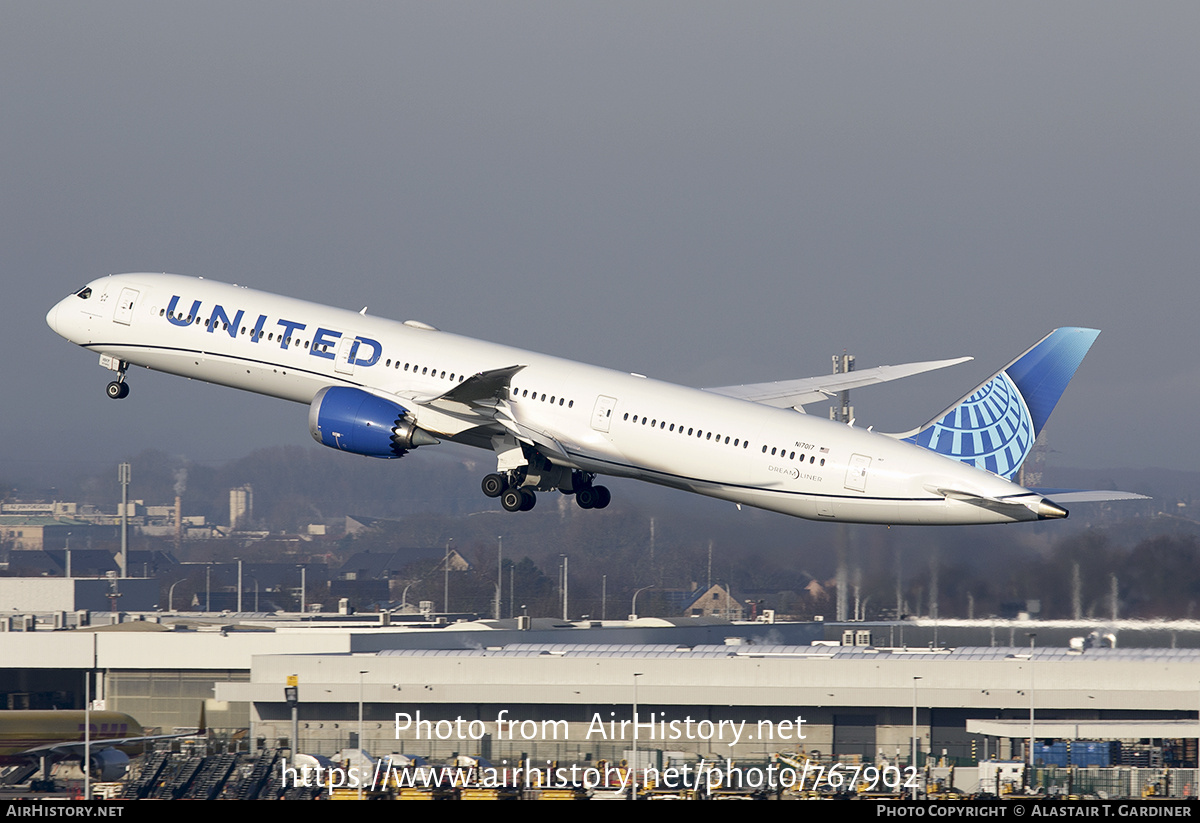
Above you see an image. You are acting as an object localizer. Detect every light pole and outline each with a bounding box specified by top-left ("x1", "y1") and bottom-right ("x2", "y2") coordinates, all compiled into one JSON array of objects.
[
  {"x1": 911, "y1": 675, "x2": 922, "y2": 800},
  {"x1": 560, "y1": 555, "x2": 569, "y2": 621},
  {"x1": 444, "y1": 538, "x2": 453, "y2": 613},
  {"x1": 631, "y1": 672, "x2": 643, "y2": 801},
  {"x1": 496, "y1": 536, "x2": 503, "y2": 620},
  {"x1": 358, "y1": 669, "x2": 369, "y2": 799},
  {"x1": 118, "y1": 462, "x2": 130, "y2": 579},
  {"x1": 1027, "y1": 632, "x2": 1037, "y2": 783},
  {"x1": 631, "y1": 585, "x2": 655, "y2": 620}
]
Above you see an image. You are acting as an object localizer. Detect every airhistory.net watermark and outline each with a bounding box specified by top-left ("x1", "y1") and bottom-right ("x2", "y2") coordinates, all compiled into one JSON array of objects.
[
  {"x1": 280, "y1": 757, "x2": 874, "y2": 792},
  {"x1": 393, "y1": 709, "x2": 808, "y2": 746}
]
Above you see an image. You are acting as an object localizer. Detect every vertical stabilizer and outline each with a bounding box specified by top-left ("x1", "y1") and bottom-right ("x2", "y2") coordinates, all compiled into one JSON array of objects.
[{"x1": 898, "y1": 328, "x2": 1100, "y2": 479}]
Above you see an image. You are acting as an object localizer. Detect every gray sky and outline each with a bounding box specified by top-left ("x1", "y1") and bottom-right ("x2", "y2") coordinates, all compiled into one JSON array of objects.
[{"x1": 4, "y1": 2, "x2": 1198, "y2": 478}]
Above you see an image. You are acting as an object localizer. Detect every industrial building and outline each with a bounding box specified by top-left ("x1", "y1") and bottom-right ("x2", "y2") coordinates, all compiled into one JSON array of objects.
[{"x1": 3, "y1": 611, "x2": 1200, "y2": 779}]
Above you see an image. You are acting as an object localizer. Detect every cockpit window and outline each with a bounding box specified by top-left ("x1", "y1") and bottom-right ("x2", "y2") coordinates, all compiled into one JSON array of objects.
[{"x1": 74, "y1": 287, "x2": 92, "y2": 299}]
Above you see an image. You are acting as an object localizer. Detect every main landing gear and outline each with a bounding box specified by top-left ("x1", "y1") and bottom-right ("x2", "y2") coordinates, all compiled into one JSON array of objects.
[{"x1": 481, "y1": 469, "x2": 610, "y2": 513}]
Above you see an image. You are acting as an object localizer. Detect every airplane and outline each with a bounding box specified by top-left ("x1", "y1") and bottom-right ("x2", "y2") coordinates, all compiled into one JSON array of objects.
[
  {"x1": 46, "y1": 273, "x2": 1141, "y2": 526},
  {"x1": 0, "y1": 708, "x2": 202, "y2": 782}
]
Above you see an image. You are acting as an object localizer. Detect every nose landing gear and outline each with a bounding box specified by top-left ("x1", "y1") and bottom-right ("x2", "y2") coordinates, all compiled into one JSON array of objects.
[
  {"x1": 104, "y1": 358, "x2": 130, "y2": 399},
  {"x1": 106, "y1": 378, "x2": 129, "y2": 399}
]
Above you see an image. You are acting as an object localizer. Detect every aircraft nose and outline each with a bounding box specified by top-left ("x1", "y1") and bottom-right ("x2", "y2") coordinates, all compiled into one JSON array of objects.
[{"x1": 46, "y1": 303, "x2": 60, "y2": 335}]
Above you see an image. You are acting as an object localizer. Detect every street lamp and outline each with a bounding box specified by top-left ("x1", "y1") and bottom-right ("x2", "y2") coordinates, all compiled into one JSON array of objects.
[
  {"x1": 167, "y1": 578, "x2": 186, "y2": 612},
  {"x1": 630, "y1": 585, "x2": 655, "y2": 620}
]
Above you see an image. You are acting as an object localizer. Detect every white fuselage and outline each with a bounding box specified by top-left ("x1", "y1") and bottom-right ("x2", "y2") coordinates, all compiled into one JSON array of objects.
[{"x1": 47, "y1": 273, "x2": 1054, "y2": 525}]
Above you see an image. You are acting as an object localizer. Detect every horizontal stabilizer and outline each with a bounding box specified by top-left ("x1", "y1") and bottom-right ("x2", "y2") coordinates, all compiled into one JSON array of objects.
[
  {"x1": 704, "y1": 356, "x2": 972, "y2": 410},
  {"x1": 1033, "y1": 489, "x2": 1149, "y2": 504},
  {"x1": 899, "y1": 328, "x2": 1100, "y2": 480}
]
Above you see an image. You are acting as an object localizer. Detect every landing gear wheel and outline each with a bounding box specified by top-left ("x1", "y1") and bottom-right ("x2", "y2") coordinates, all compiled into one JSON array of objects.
[
  {"x1": 481, "y1": 474, "x2": 507, "y2": 498},
  {"x1": 576, "y1": 487, "x2": 597, "y2": 509},
  {"x1": 593, "y1": 485, "x2": 611, "y2": 509},
  {"x1": 106, "y1": 381, "x2": 129, "y2": 400},
  {"x1": 519, "y1": 489, "x2": 537, "y2": 511},
  {"x1": 501, "y1": 489, "x2": 524, "y2": 512}
]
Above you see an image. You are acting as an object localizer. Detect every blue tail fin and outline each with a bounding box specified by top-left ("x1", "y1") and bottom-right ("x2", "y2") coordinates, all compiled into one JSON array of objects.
[{"x1": 900, "y1": 328, "x2": 1100, "y2": 479}]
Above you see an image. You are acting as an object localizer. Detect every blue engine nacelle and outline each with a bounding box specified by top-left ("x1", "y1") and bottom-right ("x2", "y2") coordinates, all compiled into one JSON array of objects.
[
  {"x1": 89, "y1": 748, "x2": 130, "y2": 781},
  {"x1": 308, "y1": 386, "x2": 439, "y2": 458}
]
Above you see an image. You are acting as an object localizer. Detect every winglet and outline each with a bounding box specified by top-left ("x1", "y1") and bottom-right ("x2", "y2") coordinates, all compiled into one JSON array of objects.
[{"x1": 899, "y1": 328, "x2": 1100, "y2": 479}]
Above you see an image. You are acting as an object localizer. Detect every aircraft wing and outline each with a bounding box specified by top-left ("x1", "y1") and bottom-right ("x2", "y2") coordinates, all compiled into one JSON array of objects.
[
  {"x1": 432, "y1": 364, "x2": 525, "y2": 407},
  {"x1": 389, "y1": 365, "x2": 526, "y2": 437},
  {"x1": 703, "y1": 357, "x2": 973, "y2": 411},
  {"x1": 397, "y1": 364, "x2": 524, "y2": 413},
  {"x1": 21, "y1": 729, "x2": 201, "y2": 759}
]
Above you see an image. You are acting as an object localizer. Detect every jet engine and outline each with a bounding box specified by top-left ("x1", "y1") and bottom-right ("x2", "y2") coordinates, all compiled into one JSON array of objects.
[
  {"x1": 308, "y1": 387, "x2": 439, "y2": 458},
  {"x1": 89, "y1": 748, "x2": 130, "y2": 781}
]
